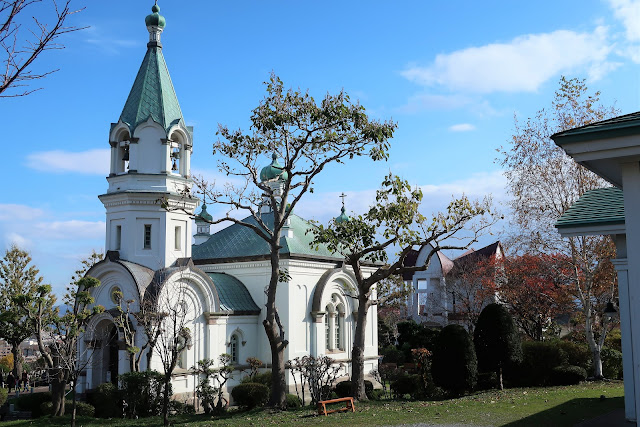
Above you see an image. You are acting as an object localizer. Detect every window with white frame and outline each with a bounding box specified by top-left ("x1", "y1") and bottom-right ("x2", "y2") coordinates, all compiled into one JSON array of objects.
[{"x1": 324, "y1": 294, "x2": 347, "y2": 353}]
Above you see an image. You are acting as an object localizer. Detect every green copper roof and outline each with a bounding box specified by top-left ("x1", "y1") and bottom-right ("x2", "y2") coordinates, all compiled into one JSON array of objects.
[
  {"x1": 119, "y1": 44, "x2": 185, "y2": 134},
  {"x1": 260, "y1": 154, "x2": 289, "y2": 182},
  {"x1": 192, "y1": 212, "x2": 340, "y2": 262},
  {"x1": 196, "y1": 203, "x2": 213, "y2": 223},
  {"x1": 207, "y1": 272, "x2": 260, "y2": 313},
  {"x1": 555, "y1": 187, "x2": 624, "y2": 230},
  {"x1": 335, "y1": 206, "x2": 349, "y2": 223},
  {"x1": 145, "y1": 3, "x2": 166, "y2": 29}
]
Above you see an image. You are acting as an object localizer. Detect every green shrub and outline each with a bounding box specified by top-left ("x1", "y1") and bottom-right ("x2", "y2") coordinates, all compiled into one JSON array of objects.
[
  {"x1": 380, "y1": 346, "x2": 405, "y2": 364},
  {"x1": 241, "y1": 370, "x2": 272, "y2": 389},
  {"x1": 605, "y1": 329, "x2": 622, "y2": 352},
  {"x1": 555, "y1": 340, "x2": 591, "y2": 371},
  {"x1": 333, "y1": 380, "x2": 373, "y2": 398},
  {"x1": 14, "y1": 391, "x2": 51, "y2": 418},
  {"x1": 509, "y1": 341, "x2": 568, "y2": 386},
  {"x1": 476, "y1": 372, "x2": 498, "y2": 391},
  {"x1": 369, "y1": 389, "x2": 385, "y2": 401},
  {"x1": 0, "y1": 387, "x2": 7, "y2": 407},
  {"x1": 90, "y1": 382, "x2": 119, "y2": 418},
  {"x1": 432, "y1": 325, "x2": 477, "y2": 395},
  {"x1": 602, "y1": 347, "x2": 623, "y2": 379},
  {"x1": 286, "y1": 393, "x2": 302, "y2": 408},
  {"x1": 231, "y1": 383, "x2": 269, "y2": 408},
  {"x1": 551, "y1": 365, "x2": 587, "y2": 385},
  {"x1": 119, "y1": 370, "x2": 167, "y2": 418},
  {"x1": 40, "y1": 400, "x2": 95, "y2": 417},
  {"x1": 169, "y1": 400, "x2": 196, "y2": 414},
  {"x1": 390, "y1": 374, "x2": 422, "y2": 399},
  {"x1": 474, "y1": 303, "x2": 522, "y2": 390}
]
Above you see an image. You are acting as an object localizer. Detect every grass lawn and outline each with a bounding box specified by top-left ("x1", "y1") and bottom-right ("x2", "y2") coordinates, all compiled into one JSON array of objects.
[{"x1": 3, "y1": 381, "x2": 624, "y2": 426}]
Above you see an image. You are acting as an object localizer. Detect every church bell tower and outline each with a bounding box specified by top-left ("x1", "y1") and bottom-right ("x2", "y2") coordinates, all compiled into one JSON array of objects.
[{"x1": 99, "y1": 2, "x2": 197, "y2": 270}]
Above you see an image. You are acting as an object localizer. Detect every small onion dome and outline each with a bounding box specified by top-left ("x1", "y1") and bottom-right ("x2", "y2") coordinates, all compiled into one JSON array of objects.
[
  {"x1": 335, "y1": 206, "x2": 350, "y2": 223},
  {"x1": 196, "y1": 203, "x2": 213, "y2": 222},
  {"x1": 260, "y1": 153, "x2": 289, "y2": 182},
  {"x1": 145, "y1": 3, "x2": 166, "y2": 29}
]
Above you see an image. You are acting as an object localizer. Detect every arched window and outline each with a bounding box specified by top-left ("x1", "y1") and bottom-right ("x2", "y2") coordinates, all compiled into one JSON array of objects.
[
  {"x1": 325, "y1": 310, "x2": 330, "y2": 350},
  {"x1": 230, "y1": 334, "x2": 239, "y2": 363},
  {"x1": 336, "y1": 304, "x2": 345, "y2": 351}
]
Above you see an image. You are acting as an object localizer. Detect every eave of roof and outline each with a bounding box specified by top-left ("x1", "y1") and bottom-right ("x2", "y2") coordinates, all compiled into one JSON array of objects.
[{"x1": 552, "y1": 111, "x2": 640, "y2": 145}]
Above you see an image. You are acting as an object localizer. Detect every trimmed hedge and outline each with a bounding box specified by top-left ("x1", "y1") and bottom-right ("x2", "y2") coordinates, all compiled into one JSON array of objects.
[
  {"x1": 241, "y1": 371, "x2": 272, "y2": 389},
  {"x1": 390, "y1": 374, "x2": 422, "y2": 399},
  {"x1": 286, "y1": 393, "x2": 302, "y2": 408},
  {"x1": 509, "y1": 341, "x2": 568, "y2": 386},
  {"x1": 40, "y1": 400, "x2": 95, "y2": 417},
  {"x1": 0, "y1": 387, "x2": 7, "y2": 407},
  {"x1": 14, "y1": 391, "x2": 52, "y2": 418},
  {"x1": 90, "y1": 382, "x2": 119, "y2": 418},
  {"x1": 231, "y1": 382, "x2": 269, "y2": 408},
  {"x1": 551, "y1": 365, "x2": 587, "y2": 385},
  {"x1": 432, "y1": 325, "x2": 477, "y2": 395}
]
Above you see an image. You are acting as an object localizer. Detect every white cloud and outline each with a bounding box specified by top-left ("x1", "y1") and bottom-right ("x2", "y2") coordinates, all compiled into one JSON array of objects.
[
  {"x1": 33, "y1": 220, "x2": 105, "y2": 240},
  {"x1": 449, "y1": 123, "x2": 476, "y2": 132},
  {"x1": 26, "y1": 149, "x2": 110, "y2": 175},
  {"x1": 0, "y1": 204, "x2": 44, "y2": 221},
  {"x1": 608, "y1": 0, "x2": 640, "y2": 41},
  {"x1": 402, "y1": 27, "x2": 614, "y2": 93},
  {"x1": 4, "y1": 232, "x2": 31, "y2": 249}
]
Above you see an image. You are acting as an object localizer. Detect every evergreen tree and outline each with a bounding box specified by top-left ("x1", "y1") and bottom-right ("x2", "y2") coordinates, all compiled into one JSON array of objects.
[
  {"x1": 432, "y1": 324, "x2": 477, "y2": 395},
  {"x1": 0, "y1": 245, "x2": 42, "y2": 379},
  {"x1": 474, "y1": 303, "x2": 522, "y2": 390}
]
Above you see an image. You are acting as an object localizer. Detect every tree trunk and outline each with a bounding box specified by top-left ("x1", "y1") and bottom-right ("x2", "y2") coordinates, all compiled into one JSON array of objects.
[
  {"x1": 584, "y1": 306, "x2": 604, "y2": 378},
  {"x1": 264, "y1": 248, "x2": 287, "y2": 409},
  {"x1": 146, "y1": 344, "x2": 154, "y2": 371},
  {"x1": 497, "y1": 366, "x2": 503, "y2": 390},
  {"x1": 162, "y1": 374, "x2": 171, "y2": 426},
  {"x1": 71, "y1": 380, "x2": 78, "y2": 427},
  {"x1": 10, "y1": 344, "x2": 21, "y2": 380},
  {"x1": 51, "y1": 376, "x2": 67, "y2": 416},
  {"x1": 351, "y1": 296, "x2": 370, "y2": 401}
]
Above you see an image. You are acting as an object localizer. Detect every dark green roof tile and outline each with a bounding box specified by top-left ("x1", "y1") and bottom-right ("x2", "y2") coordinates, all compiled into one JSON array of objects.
[
  {"x1": 119, "y1": 46, "x2": 185, "y2": 134},
  {"x1": 552, "y1": 111, "x2": 640, "y2": 144},
  {"x1": 207, "y1": 272, "x2": 260, "y2": 313},
  {"x1": 192, "y1": 212, "x2": 340, "y2": 262},
  {"x1": 555, "y1": 187, "x2": 624, "y2": 229}
]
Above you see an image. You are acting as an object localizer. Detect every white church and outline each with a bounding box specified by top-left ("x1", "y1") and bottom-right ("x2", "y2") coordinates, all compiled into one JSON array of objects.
[{"x1": 77, "y1": 4, "x2": 379, "y2": 398}]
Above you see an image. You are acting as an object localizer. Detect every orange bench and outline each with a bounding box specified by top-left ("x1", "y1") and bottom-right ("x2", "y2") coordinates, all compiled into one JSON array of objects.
[{"x1": 317, "y1": 397, "x2": 355, "y2": 416}]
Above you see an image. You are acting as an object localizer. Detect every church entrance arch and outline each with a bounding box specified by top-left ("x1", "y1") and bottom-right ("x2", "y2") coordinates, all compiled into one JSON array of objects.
[{"x1": 91, "y1": 318, "x2": 119, "y2": 389}]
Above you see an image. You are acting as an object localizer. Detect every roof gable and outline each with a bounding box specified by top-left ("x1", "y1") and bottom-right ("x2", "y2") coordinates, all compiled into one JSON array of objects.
[{"x1": 207, "y1": 273, "x2": 260, "y2": 314}]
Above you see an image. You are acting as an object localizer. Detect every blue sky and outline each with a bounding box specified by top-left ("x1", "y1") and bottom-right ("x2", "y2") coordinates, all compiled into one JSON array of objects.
[{"x1": 2, "y1": 0, "x2": 639, "y2": 296}]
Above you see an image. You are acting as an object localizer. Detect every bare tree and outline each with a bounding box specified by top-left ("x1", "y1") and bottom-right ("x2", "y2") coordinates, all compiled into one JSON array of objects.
[
  {"x1": 498, "y1": 76, "x2": 619, "y2": 378},
  {"x1": 1, "y1": 0, "x2": 86, "y2": 97},
  {"x1": 152, "y1": 279, "x2": 195, "y2": 427}
]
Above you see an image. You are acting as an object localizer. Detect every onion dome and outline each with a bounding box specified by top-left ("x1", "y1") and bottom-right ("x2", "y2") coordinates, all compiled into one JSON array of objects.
[
  {"x1": 335, "y1": 206, "x2": 350, "y2": 223},
  {"x1": 260, "y1": 153, "x2": 289, "y2": 182},
  {"x1": 196, "y1": 203, "x2": 213, "y2": 223},
  {"x1": 145, "y1": 2, "x2": 166, "y2": 29}
]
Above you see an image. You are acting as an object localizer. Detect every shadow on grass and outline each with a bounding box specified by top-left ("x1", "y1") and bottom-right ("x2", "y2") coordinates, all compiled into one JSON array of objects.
[{"x1": 502, "y1": 396, "x2": 624, "y2": 427}]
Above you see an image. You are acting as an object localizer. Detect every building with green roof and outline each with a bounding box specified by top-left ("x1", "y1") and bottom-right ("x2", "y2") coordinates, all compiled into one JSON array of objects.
[
  {"x1": 80, "y1": 2, "x2": 379, "y2": 402},
  {"x1": 553, "y1": 110, "x2": 640, "y2": 422}
]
